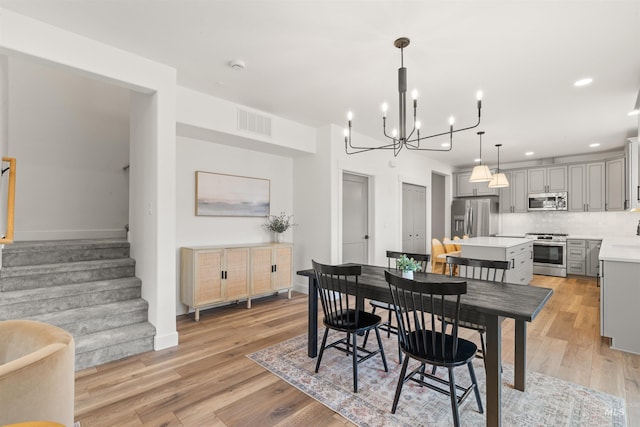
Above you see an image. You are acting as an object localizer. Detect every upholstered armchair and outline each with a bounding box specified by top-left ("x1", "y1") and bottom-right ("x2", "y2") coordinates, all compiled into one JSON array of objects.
[{"x1": 0, "y1": 320, "x2": 75, "y2": 427}]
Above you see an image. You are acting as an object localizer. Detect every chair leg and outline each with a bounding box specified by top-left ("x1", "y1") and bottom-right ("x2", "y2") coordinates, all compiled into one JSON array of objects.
[
  {"x1": 386, "y1": 308, "x2": 392, "y2": 338},
  {"x1": 315, "y1": 328, "x2": 330, "y2": 373},
  {"x1": 448, "y1": 368, "x2": 461, "y2": 427},
  {"x1": 391, "y1": 355, "x2": 411, "y2": 414},
  {"x1": 374, "y1": 327, "x2": 388, "y2": 372},
  {"x1": 479, "y1": 330, "x2": 487, "y2": 369},
  {"x1": 362, "y1": 305, "x2": 377, "y2": 348},
  {"x1": 352, "y1": 331, "x2": 358, "y2": 392},
  {"x1": 467, "y1": 361, "x2": 484, "y2": 414}
]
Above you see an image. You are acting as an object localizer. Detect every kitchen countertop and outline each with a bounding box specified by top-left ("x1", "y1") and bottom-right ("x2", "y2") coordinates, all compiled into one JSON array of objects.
[
  {"x1": 599, "y1": 236, "x2": 640, "y2": 263},
  {"x1": 458, "y1": 236, "x2": 533, "y2": 248}
]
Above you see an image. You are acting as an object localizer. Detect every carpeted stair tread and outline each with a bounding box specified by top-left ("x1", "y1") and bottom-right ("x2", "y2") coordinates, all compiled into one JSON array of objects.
[
  {"x1": 74, "y1": 322, "x2": 156, "y2": 370},
  {"x1": 75, "y1": 322, "x2": 156, "y2": 354},
  {"x1": 3, "y1": 239, "x2": 129, "y2": 253},
  {"x1": 0, "y1": 276, "x2": 141, "y2": 307},
  {"x1": 0, "y1": 258, "x2": 136, "y2": 292},
  {"x1": 1, "y1": 258, "x2": 135, "y2": 277},
  {"x1": 2, "y1": 239, "x2": 130, "y2": 267},
  {"x1": 29, "y1": 299, "x2": 149, "y2": 336}
]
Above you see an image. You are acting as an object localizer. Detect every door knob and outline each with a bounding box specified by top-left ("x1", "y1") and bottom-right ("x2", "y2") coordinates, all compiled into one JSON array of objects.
[{"x1": 364, "y1": 235, "x2": 369, "y2": 239}]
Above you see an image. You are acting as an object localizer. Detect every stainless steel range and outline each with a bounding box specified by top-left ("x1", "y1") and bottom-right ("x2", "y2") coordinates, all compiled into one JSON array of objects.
[{"x1": 525, "y1": 233, "x2": 567, "y2": 277}]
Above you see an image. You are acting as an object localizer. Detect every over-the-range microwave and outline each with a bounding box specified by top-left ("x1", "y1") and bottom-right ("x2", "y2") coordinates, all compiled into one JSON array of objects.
[{"x1": 528, "y1": 192, "x2": 568, "y2": 211}]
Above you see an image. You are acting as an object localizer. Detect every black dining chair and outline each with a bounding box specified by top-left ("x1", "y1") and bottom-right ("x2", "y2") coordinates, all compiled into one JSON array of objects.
[
  {"x1": 312, "y1": 260, "x2": 388, "y2": 393},
  {"x1": 384, "y1": 270, "x2": 483, "y2": 426},
  {"x1": 445, "y1": 255, "x2": 510, "y2": 366},
  {"x1": 363, "y1": 251, "x2": 430, "y2": 363}
]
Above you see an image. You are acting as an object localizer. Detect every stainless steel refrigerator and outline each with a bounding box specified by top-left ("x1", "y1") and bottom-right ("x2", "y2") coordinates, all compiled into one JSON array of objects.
[{"x1": 451, "y1": 197, "x2": 499, "y2": 238}]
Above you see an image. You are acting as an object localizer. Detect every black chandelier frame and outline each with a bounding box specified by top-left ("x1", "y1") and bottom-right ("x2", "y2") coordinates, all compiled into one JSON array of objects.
[{"x1": 344, "y1": 37, "x2": 483, "y2": 156}]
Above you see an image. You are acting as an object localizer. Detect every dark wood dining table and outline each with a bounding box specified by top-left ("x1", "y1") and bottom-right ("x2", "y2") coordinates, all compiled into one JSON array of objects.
[{"x1": 297, "y1": 264, "x2": 553, "y2": 427}]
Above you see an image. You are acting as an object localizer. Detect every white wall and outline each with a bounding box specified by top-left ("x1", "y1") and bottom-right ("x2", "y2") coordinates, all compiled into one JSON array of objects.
[
  {"x1": 7, "y1": 56, "x2": 130, "y2": 240},
  {"x1": 175, "y1": 135, "x2": 294, "y2": 314},
  {"x1": 0, "y1": 55, "x2": 8, "y2": 237}
]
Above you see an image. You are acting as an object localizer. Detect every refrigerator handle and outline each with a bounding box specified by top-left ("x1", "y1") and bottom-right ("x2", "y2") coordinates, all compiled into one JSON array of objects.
[{"x1": 467, "y1": 207, "x2": 473, "y2": 235}]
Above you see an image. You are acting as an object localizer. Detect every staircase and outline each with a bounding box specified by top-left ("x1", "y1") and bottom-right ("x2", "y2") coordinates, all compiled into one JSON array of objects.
[{"x1": 0, "y1": 239, "x2": 155, "y2": 370}]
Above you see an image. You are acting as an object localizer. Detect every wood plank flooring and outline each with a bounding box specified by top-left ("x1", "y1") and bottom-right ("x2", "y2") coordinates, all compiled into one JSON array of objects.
[{"x1": 75, "y1": 275, "x2": 640, "y2": 426}]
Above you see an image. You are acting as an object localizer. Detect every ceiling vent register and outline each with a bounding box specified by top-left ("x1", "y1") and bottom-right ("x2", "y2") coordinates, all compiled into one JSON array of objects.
[{"x1": 237, "y1": 108, "x2": 272, "y2": 138}]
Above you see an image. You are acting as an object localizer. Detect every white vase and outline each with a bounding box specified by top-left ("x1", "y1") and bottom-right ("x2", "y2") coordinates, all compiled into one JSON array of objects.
[
  {"x1": 273, "y1": 232, "x2": 284, "y2": 243},
  {"x1": 402, "y1": 270, "x2": 414, "y2": 280}
]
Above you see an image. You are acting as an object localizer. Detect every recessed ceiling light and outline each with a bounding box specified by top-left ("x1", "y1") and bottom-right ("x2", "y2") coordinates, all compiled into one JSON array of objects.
[
  {"x1": 589, "y1": 143, "x2": 600, "y2": 148},
  {"x1": 629, "y1": 109, "x2": 640, "y2": 116},
  {"x1": 474, "y1": 158, "x2": 481, "y2": 163},
  {"x1": 574, "y1": 78, "x2": 593, "y2": 87},
  {"x1": 525, "y1": 151, "x2": 534, "y2": 156},
  {"x1": 441, "y1": 142, "x2": 450, "y2": 148}
]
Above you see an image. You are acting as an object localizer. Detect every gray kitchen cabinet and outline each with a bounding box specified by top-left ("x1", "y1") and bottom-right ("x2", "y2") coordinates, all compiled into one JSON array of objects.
[
  {"x1": 454, "y1": 172, "x2": 497, "y2": 197},
  {"x1": 568, "y1": 162, "x2": 605, "y2": 212},
  {"x1": 567, "y1": 239, "x2": 586, "y2": 275},
  {"x1": 605, "y1": 157, "x2": 626, "y2": 211},
  {"x1": 586, "y1": 240, "x2": 601, "y2": 277},
  {"x1": 527, "y1": 166, "x2": 567, "y2": 193},
  {"x1": 499, "y1": 169, "x2": 528, "y2": 213}
]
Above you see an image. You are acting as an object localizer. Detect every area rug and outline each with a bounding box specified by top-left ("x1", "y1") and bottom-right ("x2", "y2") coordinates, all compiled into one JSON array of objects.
[{"x1": 248, "y1": 333, "x2": 626, "y2": 426}]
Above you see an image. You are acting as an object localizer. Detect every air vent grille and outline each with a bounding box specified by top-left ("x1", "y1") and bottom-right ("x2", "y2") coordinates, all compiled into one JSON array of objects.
[{"x1": 237, "y1": 108, "x2": 272, "y2": 137}]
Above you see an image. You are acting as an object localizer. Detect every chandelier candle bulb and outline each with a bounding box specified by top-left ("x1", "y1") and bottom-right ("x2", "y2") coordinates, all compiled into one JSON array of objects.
[{"x1": 382, "y1": 102, "x2": 388, "y2": 117}]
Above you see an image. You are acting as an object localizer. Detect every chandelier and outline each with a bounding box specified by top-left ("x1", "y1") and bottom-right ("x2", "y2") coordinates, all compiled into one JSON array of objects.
[{"x1": 344, "y1": 37, "x2": 483, "y2": 156}]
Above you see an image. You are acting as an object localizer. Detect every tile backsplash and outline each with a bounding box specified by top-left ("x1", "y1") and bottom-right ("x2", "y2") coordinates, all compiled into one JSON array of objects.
[{"x1": 500, "y1": 211, "x2": 640, "y2": 238}]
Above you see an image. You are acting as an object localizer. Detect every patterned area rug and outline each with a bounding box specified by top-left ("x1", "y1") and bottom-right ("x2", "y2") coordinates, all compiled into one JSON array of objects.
[{"x1": 248, "y1": 333, "x2": 626, "y2": 426}]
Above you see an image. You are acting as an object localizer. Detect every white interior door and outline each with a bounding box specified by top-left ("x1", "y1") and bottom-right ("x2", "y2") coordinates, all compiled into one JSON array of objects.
[
  {"x1": 342, "y1": 173, "x2": 369, "y2": 264},
  {"x1": 402, "y1": 183, "x2": 427, "y2": 253}
]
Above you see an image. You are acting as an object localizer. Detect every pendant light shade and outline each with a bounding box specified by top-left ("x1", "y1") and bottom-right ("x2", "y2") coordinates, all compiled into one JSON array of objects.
[
  {"x1": 470, "y1": 165, "x2": 493, "y2": 182},
  {"x1": 469, "y1": 131, "x2": 493, "y2": 182},
  {"x1": 488, "y1": 143, "x2": 510, "y2": 188},
  {"x1": 488, "y1": 172, "x2": 510, "y2": 188}
]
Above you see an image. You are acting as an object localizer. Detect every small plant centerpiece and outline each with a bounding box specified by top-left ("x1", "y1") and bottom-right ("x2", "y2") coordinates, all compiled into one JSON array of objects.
[
  {"x1": 263, "y1": 212, "x2": 296, "y2": 243},
  {"x1": 396, "y1": 254, "x2": 422, "y2": 279}
]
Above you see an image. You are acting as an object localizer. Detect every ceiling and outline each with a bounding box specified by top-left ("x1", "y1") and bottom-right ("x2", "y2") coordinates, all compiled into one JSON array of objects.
[{"x1": 1, "y1": 0, "x2": 639, "y2": 167}]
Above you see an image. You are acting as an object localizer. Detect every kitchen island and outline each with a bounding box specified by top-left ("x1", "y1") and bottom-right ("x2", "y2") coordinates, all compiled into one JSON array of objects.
[
  {"x1": 598, "y1": 236, "x2": 640, "y2": 354},
  {"x1": 457, "y1": 237, "x2": 534, "y2": 285}
]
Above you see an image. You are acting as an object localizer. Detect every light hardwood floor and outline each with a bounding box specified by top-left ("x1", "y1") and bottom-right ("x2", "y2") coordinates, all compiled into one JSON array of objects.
[{"x1": 75, "y1": 275, "x2": 640, "y2": 426}]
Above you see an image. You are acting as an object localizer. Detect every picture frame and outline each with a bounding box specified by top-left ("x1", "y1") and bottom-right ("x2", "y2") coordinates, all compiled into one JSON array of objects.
[{"x1": 195, "y1": 171, "x2": 270, "y2": 217}]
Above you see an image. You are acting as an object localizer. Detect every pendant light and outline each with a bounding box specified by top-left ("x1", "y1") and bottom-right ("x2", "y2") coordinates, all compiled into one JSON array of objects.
[
  {"x1": 469, "y1": 131, "x2": 493, "y2": 182},
  {"x1": 488, "y1": 143, "x2": 510, "y2": 188}
]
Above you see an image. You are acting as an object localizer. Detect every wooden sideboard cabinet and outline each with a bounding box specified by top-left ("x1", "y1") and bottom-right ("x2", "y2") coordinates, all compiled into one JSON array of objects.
[{"x1": 181, "y1": 243, "x2": 293, "y2": 321}]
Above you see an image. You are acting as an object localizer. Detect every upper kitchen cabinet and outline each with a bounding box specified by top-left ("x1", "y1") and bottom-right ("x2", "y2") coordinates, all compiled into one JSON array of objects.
[
  {"x1": 527, "y1": 166, "x2": 567, "y2": 193},
  {"x1": 500, "y1": 169, "x2": 528, "y2": 213},
  {"x1": 454, "y1": 172, "x2": 497, "y2": 197},
  {"x1": 568, "y1": 162, "x2": 605, "y2": 212},
  {"x1": 605, "y1": 157, "x2": 626, "y2": 211},
  {"x1": 627, "y1": 137, "x2": 640, "y2": 210}
]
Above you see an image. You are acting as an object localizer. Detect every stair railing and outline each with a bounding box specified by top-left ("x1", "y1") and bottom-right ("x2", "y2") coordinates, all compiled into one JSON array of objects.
[{"x1": 0, "y1": 157, "x2": 16, "y2": 244}]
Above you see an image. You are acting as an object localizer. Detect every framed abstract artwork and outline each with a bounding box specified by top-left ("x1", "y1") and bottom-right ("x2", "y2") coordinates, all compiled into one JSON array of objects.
[{"x1": 195, "y1": 171, "x2": 270, "y2": 217}]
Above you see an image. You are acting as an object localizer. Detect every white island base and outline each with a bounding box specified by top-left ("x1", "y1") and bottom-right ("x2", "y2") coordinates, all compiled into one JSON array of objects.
[{"x1": 457, "y1": 237, "x2": 534, "y2": 285}]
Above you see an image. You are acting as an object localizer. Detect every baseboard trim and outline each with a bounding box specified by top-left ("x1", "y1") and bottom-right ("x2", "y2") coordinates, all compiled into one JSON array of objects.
[{"x1": 154, "y1": 330, "x2": 179, "y2": 350}]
